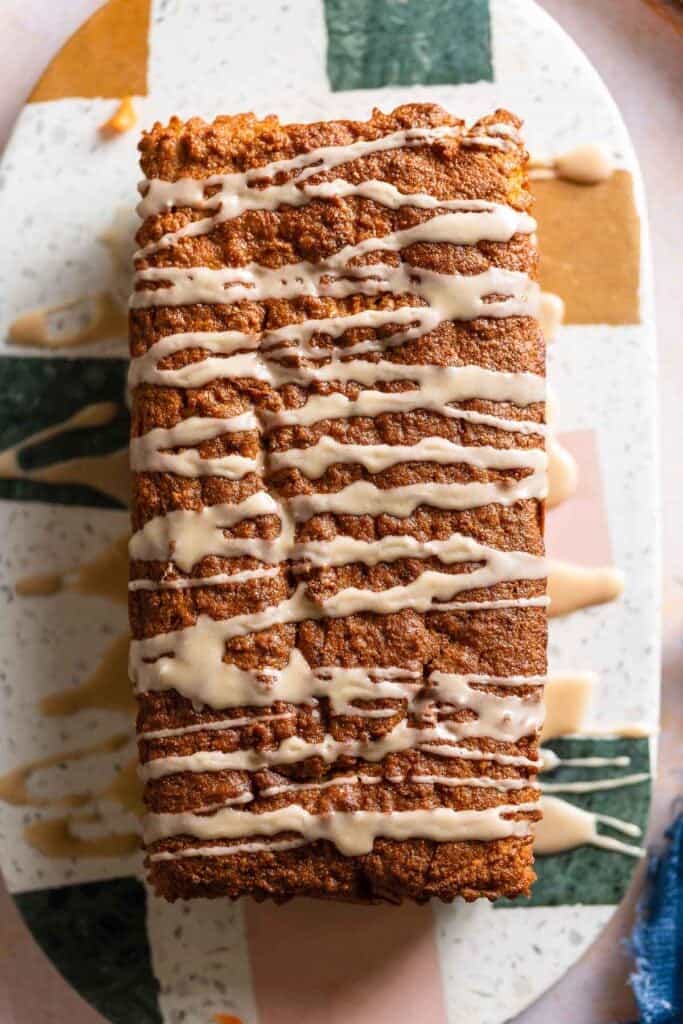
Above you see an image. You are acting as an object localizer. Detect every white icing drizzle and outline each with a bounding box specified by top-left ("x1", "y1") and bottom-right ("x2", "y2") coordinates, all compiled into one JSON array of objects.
[
  {"x1": 149, "y1": 838, "x2": 305, "y2": 862},
  {"x1": 128, "y1": 565, "x2": 280, "y2": 592},
  {"x1": 140, "y1": 710, "x2": 296, "y2": 740},
  {"x1": 139, "y1": 191, "x2": 533, "y2": 259},
  {"x1": 129, "y1": 534, "x2": 545, "y2": 597},
  {"x1": 130, "y1": 498, "x2": 544, "y2": 575},
  {"x1": 136, "y1": 666, "x2": 543, "y2": 739},
  {"x1": 130, "y1": 587, "x2": 546, "y2": 713},
  {"x1": 263, "y1": 364, "x2": 544, "y2": 428},
  {"x1": 138, "y1": 125, "x2": 467, "y2": 219},
  {"x1": 143, "y1": 802, "x2": 537, "y2": 855},
  {"x1": 269, "y1": 435, "x2": 541, "y2": 477},
  {"x1": 132, "y1": 261, "x2": 537, "y2": 318},
  {"x1": 257, "y1": 772, "x2": 536, "y2": 798},
  {"x1": 134, "y1": 638, "x2": 545, "y2": 712},
  {"x1": 541, "y1": 672, "x2": 595, "y2": 742},
  {"x1": 554, "y1": 145, "x2": 616, "y2": 185},
  {"x1": 130, "y1": 412, "x2": 259, "y2": 478},
  {"x1": 541, "y1": 773, "x2": 649, "y2": 794},
  {"x1": 139, "y1": 722, "x2": 541, "y2": 780},
  {"x1": 461, "y1": 123, "x2": 520, "y2": 151},
  {"x1": 287, "y1": 470, "x2": 545, "y2": 521},
  {"x1": 540, "y1": 749, "x2": 631, "y2": 772}
]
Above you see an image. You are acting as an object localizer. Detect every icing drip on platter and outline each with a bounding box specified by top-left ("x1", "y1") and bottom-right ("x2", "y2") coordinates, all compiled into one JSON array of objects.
[
  {"x1": 546, "y1": 435, "x2": 579, "y2": 508},
  {"x1": 8, "y1": 294, "x2": 127, "y2": 350},
  {"x1": 535, "y1": 796, "x2": 643, "y2": 858},
  {"x1": 529, "y1": 144, "x2": 616, "y2": 184},
  {"x1": 547, "y1": 560, "x2": 625, "y2": 617},
  {"x1": 538, "y1": 291, "x2": 565, "y2": 343},
  {"x1": 541, "y1": 673, "x2": 595, "y2": 741}
]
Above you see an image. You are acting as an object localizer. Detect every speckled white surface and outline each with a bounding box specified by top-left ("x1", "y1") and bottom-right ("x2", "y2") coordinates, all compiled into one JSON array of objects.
[
  {"x1": 147, "y1": 896, "x2": 257, "y2": 1024},
  {"x1": 0, "y1": 1, "x2": 660, "y2": 1023}
]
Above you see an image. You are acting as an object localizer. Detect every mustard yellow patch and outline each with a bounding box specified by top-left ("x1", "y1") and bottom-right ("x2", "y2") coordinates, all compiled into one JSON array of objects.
[
  {"x1": 532, "y1": 170, "x2": 640, "y2": 325},
  {"x1": 30, "y1": 0, "x2": 150, "y2": 102}
]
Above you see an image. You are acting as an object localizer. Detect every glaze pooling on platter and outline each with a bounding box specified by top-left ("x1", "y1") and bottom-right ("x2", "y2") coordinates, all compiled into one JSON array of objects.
[
  {"x1": 0, "y1": 402, "x2": 130, "y2": 506},
  {"x1": 535, "y1": 795, "x2": 643, "y2": 858},
  {"x1": 128, "y1": 113, "x2": 549, "y2": 864},
  {"x1": 8, "y1": 294, "x2": 127, "y2": 350},
  {"x1": 529, "y1": 144, "x2": 616, "y2": 185}
]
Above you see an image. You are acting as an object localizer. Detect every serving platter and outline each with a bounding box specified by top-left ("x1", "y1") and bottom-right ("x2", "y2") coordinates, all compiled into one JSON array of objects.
[{"x1": 0, "y1": 1, "x2": 659, "y2": 1022}]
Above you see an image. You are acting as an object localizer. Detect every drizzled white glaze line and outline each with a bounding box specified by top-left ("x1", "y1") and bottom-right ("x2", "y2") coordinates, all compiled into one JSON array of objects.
[
  {"x1": 257, "y1": 774, "x2": 535, "y2": 801},
  {"x1": 139, "y1": 710, "x2": 296, "y2": 740},
  {"x1": 541, "y1": 773, "x2": 649, "y2": 794},
  {"x1": 540, "y1": 749, "x2": 630, "y2": 772},
  {"x1": 130, "y1": 412, "x2": 259, "y2": 478},
  {"x1": 139, "y1": 720, "x2": 541, "y2": 780},
  {"x1": 135, "y1": 205, "x2": 533, "y2": 285},
  {"x1": 287, "y1": 467, "x2": 546, "y2": 521},
  {"x1": 130, "y1": 298, "x2": 535, "y2": 392},
  {"x1": 137, "y1": 125, "x2": 467, "y2": 219},
  {"x1": 255, "y1": 771, "x2": 536, "y2": 798},
  {"x1": 129, "y1": 489, "x2": 279, "y2": 569},
  {"x1": 128, "y1": 306, "x2": 432, "y2": 387},
  {"x1": 130, "y1": 501, "x2": 537, "y2": 573},
  {"x1": 311, "y1": 559, "x2": 546, "y2": 620},
  {"x1": 138, "y1": 670, "x2": 542, "y2": 739},
  {"x1": 132, "y1": 420, "x2": 544, "y2": 489},
  {"x1": 149, "y1": 838, "x2": 305, "y2": 862},
  {"x1": 130, "y1": 584, "x2": 547, "y2": 700},
  {"x1": 128, "y1": 566, "x2": 280, "y2": 592},
  {"x1": 138, "y1": 189, "x2": 533, "y2": 258},
  {"x1": 134, "y1": 639, "x2": 546, "y2": 713},
  {"x1": 258, "y1": 773, "x2": 383, "y2": 798},
  {"x1": 261, "y1": 363, "x2": 544, "y2": 427},
  {"x1": 143, "y1": 802, "x2": 537, "y2": 854},
  {"x1": 131, "y1": 260, "x2": 537, "y2": 321},
  {"x1": 409, "y1": 774, "x2": 537, "y2": 791},
  {"x1": 269, "y1": 436, "x2": 543, "y2": 478},
  {"x1": 130, "y1": 528, "x2": 545, "y2": 588}
]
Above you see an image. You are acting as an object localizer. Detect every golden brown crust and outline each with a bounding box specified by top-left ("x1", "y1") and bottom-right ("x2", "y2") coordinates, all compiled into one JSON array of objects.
[{"x1": 130, "y1": 103, "x2": 544, "y2": 903}]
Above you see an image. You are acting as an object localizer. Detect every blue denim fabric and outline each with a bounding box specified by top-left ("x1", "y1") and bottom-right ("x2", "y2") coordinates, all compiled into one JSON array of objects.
[{"x1": 630, "y1": 811, "x2": 683, "y2": 1024}]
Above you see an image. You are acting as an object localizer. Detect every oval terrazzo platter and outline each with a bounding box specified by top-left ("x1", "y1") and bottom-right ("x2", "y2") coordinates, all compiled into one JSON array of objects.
[{"x1": 0, "y1": 1, "x2": 659, "y2": 1023}]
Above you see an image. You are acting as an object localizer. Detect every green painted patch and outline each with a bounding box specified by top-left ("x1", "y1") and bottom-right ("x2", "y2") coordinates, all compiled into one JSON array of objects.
[
  {"x1": 14, "y1": 876, "x2": 161, "y2": 1024},
  {"x1": 500, "y1": 737, "x2": 651, "y2": 908},
  {"x1": 0, "y1": 356, "x2": 129, "y2": 509},
  {"x1": 323, "y1": 0, "x2": 492, "y2": 92}
]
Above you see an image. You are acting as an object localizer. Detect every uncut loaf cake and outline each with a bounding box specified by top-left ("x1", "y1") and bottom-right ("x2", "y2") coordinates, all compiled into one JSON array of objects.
[{"x1": 128, "y1": 103, "x2": 547, "y2": 903}]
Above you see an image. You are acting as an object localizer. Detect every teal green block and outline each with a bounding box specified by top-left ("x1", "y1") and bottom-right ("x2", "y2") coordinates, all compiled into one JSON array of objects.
[
  {"x1": 323, "y1": 0, "x2": 493, "y2": 91},
  {"x1": 498, "y1": 737, "x2": 651, "y2": 908},
  {"x1": 14, "y1": 876, "x2": 161, "y2": 1024},
  {"x1": 0, "y1": 356, "x2": 129, "y2": 509}
]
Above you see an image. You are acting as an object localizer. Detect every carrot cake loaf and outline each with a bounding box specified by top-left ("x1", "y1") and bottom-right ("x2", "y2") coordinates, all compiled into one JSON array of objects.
[{"x1": 128, "y1": 103, "x2": 546, "y2": 903}]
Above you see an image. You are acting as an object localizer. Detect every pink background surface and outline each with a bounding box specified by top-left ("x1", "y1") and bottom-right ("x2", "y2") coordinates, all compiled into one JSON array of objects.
[
  {"x1": 546, "y1": 431, "x2": 612, "y2": 564},
  {"x1": 247, "y1": 900, "x2": 448, "y2": 1024},
  {"x1": 0, "y1": 2, "x2": 681, "y2": 1022}
]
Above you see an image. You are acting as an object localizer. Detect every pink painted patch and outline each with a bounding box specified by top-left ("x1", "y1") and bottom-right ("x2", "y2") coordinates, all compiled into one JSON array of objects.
[
  {"x1": 245, "y1": 899, "x2": 448, "y2": 1024},
  {"x1": 546, "y1": 430, "x2": 612, "y2": 563}
]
